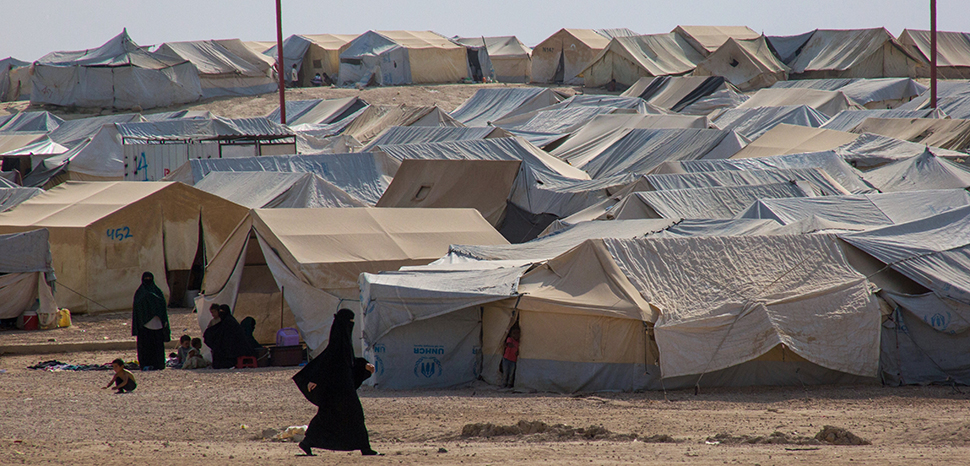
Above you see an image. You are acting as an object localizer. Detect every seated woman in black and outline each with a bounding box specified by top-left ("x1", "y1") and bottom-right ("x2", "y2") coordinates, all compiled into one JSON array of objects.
[{"x1": 203, "y1": 304, "x2": 255, "y2": 369}]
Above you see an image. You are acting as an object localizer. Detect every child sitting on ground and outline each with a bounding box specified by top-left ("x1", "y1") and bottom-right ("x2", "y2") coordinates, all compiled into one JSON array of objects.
[
  {"x1": 102, "y1": 359, "x2": 137, "y2": 393},
  {"x1": 176, "y1": 334, "x2": 191, "y2": 366},
  {"x1": 182, "y1": 337, "x2": 210, "y2": 369}
]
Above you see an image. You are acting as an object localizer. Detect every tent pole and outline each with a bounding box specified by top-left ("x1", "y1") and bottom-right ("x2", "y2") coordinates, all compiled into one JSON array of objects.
[
  {"x1": 930, "y1": 0, "x2": 937, "y2": 109},
  {"x1": 275, "y1": 0, "x2": 287, "y2": 124}
]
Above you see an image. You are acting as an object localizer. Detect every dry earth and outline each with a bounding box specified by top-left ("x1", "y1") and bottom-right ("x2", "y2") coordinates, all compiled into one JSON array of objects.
[{"x1": 2, "y1": 312, "x2": 970, "y2": 465}]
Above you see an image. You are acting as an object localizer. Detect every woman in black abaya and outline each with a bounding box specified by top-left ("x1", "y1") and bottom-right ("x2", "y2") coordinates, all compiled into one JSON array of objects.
[
  {"x1": 293, "y1": 309, "x2": 378, "y2": 456},
  {"x1": 131, "y1": 272, "x2": 170, "y2": 371},
  {"x1": 203, "y1": 304, "x2": 256, "y2": 369}
]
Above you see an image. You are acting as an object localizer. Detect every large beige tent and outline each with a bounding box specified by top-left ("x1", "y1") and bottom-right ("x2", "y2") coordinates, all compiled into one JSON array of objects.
[
  {"x1": 531, "y1": 29, "x2": 612, "y2": 84},
  {"x1": 456, "y1": 36, "x2": 532, "y2": 83},
  {"x1": 693, "y1": 37, "x2": 790, "y2": 91},
  {"x1": 154, "y1": 39, "x2": 277, "y2": 98},
  {"x1": 339, "y1": 30, "x2": 471, "y2": 85},
  {"x1": 672, "y1": 25, "x2": 761, "y2": 56},
  {"x1": 376, "y1": 159, "x2": 521, "y2": 227},
  {"x1": 296, "y1": 34, "x2": 357, "y2": 84},
  {"x1": 0, "y1": 182, "x2": 248, "y2": 312},
  {"x1": 196, "y1": 208, "x2": 508, "y2": 354},
  {"x1": 580, "y1": 34, "x2": 705, "y2": 87},
  {"x1": 849, "y1": 118, "x2": 970, "y2": 153},
  {"x1": 899, "y1": 30, "x2": 970, "y2": 79},
  {"x1": 787, "y1": 28, "x2": 926, "y2": 79},
  {"x1": 730, "y1": 124, "x2": 861, "y2": 159}
]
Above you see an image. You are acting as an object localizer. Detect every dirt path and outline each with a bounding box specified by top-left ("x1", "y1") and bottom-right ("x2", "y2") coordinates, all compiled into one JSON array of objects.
[{"x1": 1, "y1": 348, "x2": 969, "y2": 465}]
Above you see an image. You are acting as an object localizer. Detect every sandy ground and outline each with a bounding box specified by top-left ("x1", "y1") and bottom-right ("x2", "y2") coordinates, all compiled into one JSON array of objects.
[
  {"x1": 1, "y1": 312, "x2": 970, "y2": 465},
  {"x1": 0, "y1": 83, "x2": 582, "y2": 120}
]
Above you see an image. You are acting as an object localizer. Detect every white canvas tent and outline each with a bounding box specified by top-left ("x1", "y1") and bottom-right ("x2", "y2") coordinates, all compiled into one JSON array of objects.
[
  {"x1": 712, "y1": 105, "x2": 829, "y2": 140},
  {"x1": 195, "y1": 208, "x2": 508, "y2": 355},
  {"x1": 849, "y1": 118, "x2": 970, "y2": 153},
  {"x1": 671, "y1": 25, "x2": 761, "y2": 56},
  {"x1": 338, "y1": 30, "x2": 472, "y2": 86},
  {"x1": 580, "y1": 34, "x2": 705, "y2": 88},
  {"x1": 154, "y1": 39, "x2": 277, "y2": 98},
  {"x1": 787, "y1": 28, "x2": 926, "y2": 79},
  {"x1": 693, "y1": 36, "x2": 790, "y2": 91},
  {"x1": 31, "y1": 30, "x2": 202, "y2": 110},
  {"x1": 456, "y1": 36, "x2": 532, "y2": 83},
  {"x1": 729, "y1": 124, "x2": 861, "y2": 159},
  {"x1": 860, "y1": 149, "x2": 970, "y2": 193},
  {"x1": 531, "y1": 29, "x2": 613, "y2": 84},
  {"x1": 737, "y1": 88, "x2": 863, "y2": 117},
  {"x1": 449, "y1": 88, "x2": 563, "y2": 127},
  {"x1": 840, "y1": 206, "x2": 970, "y2": 385},
  {"x1": 0, "y1": 57, "x2": 30, "y2": 102},
  {"x1": 194, "y1": 171, "x2": 366, "y2": 209},
  {"x1": 769, "y1": 78, "x2": 926, "y2": 109},
  {"x1": 621, "y1": 76, "x2": 744, "y2": 113},
  {"x1": 899, "y1": 29, "x2": 970, "y2": 79},
  {"x1": 340, "y1": 105, "x2": 463, "y2": 145}
]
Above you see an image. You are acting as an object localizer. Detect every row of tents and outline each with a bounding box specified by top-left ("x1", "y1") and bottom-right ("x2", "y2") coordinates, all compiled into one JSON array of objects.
[{"x1": 5, "y1": 27, "x2": 970, "y2": 110}]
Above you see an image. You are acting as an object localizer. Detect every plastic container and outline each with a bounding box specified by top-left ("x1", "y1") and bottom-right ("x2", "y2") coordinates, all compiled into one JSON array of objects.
[
  {"x1": 17, "y1": 311, "x2": 38, "y2": 331},
  {"x1": 271, "y1": 346, "x2": 304, "y2": 366},
  {"x1": 57, "y1": 309, "x2": 72, "y2": 328},
  {"x1": 276, "y1": 327, "x2": 300, "y2": 347}
]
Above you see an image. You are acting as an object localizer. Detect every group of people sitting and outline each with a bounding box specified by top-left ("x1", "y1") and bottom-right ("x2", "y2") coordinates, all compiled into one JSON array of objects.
[{"x1": 202, "y1": 304, "x2": 261, "y2": 369}]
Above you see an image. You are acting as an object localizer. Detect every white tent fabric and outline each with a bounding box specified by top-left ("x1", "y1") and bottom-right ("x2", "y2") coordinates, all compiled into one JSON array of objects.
[
  {"x1": 899, "y1": 30, "x2": 970, "y2": 79},
  {"x1": 861, "y1": 150, "x2": 970, "y2": 193},
  {"x1": 712, "y1": 105, "x2": 829, "y2": 140},
  {"x1": 154, "y1": 39, "x2": 276, "y2": 98},
  {"x1": 361, "y1": 126, "x2": 500, "y2": 152},
  {"x1": 606, "y1": 182, "x2": 816, "y2": 220},
  {"x1": 0, "y1": 187, "x2": 44, "y2": 212},
  {"x1": 449, "y1": 88, "x2": 563, "y2": 127},
  {"x1": 766, "y1": 30, "x2": 816, "y2": 64},
  {"x1": 0, "y1": 229, "x2": 57, "y2": 319},
  {"x1": 551, "y1": 113, "x2": 709, "y2": 168},
  {"x1": 897, "y1": 81, "x2": 970, "y2": 119},
  {"x1": 671, "y1": 25, "x2": 761, "y2": 55},
  {"x1": 578, "y1": 128, "x2": 742, "y2": 179},
  {"x1": 164, "y1": 152, "x2": 395, "y2": 205},
  {"x1": 650, "y1": 218, "x2": 781, "y2": 238},
  {"x1": 605, "y1": 234, "x2": 880, "y2": 378},
  {"x1": 769, "y1": 78, "x2": 926, "y2": 109},
  {"x1": 531, "y1": 29, "x2": 613, "y2": 84},
  {"x1": 0, "y1": 111, "x2": 63, "y2": 133},
  {"x1": 834, "y1": 132, "x2": 966, "y2": 169},
  {"x1": 375, "y1": 137, "x2": 589, "y2": 181},
  {"x1": 738, "y1": 88, "x2": 863, "y2": 117},
  {"x1": 728, "y1": 125, "x2": 861, "y2": 160},
  {"x1": 449, "y1": 218, "x2": 677, "y2": 262},
  {"x1": 849, "y1": 118, "x2": 970, "y2": 153},
  {"x1": 494, "y1": 106, "x2": 616, "y2": 139},
  {"x1": 653, "y1": 151, "x2": 876, "y2": 194},
  {"x1": 621, "y1": 76, "x2": 742, "y2": 112},
  {"x1": 692, "y1": 36, "x2": 790, "y2": 91},
  {"x1": 456, "y1": 36, "x2": 532, "y2": 83},
  {"x1": 507, "y1": 168, "x2": 636, "y2": 221},
  {"x1": 267, "y1": 97, "x2": 367, "y2": 126},
  {"x1": 644, "y1": 167, "x2": 850, "y2": 196},
  {"x1": 0, "y1": 136, "x2": 68, "y2": 157},
  {"x1": 31, "y1": 30, "x2": 202, "y2": 110},
  {"x1": 821, "y1": 108, "x2": 939, "y2": 132},
  {"x1": 193, "y1": 171, "x2": 366, "y2": 208},
  {"x1": 338, "y1": 30, "x2": 469, "y2": 86},
  {"x1": 738, "y1": 190, "x2": 970, "y2": 227},
  {"x1": 580, "y1": 33, "x2": 705, "y2": 87},
  {"x1": 787, "y1": 28, "x2": 925, "y2": 79}
]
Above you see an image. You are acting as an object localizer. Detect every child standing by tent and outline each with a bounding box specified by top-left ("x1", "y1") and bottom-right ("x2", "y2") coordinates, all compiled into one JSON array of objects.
[
  {"x1": 102, "y1": 359, "x2": 137, "y2": 393},
  {"x1": 501, "y1": 327, "x2": 520, "y2": 388}
]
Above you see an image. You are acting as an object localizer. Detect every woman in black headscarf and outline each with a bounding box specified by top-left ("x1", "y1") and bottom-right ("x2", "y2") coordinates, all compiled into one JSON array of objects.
[
  {"x1": 203, "y1": 304, "x2": 256, "y2": 369},
  {"x1": 293, "y1": 309, "x2": 378, "y2": 456},
  {"x1": 132, "y1": 271, "x2": 170, "y2": 371}
]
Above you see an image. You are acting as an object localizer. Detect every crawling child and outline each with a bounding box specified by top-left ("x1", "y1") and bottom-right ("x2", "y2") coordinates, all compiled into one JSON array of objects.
[{"x1": 102, "y1": 359, "x2": 137, "y2": 393}]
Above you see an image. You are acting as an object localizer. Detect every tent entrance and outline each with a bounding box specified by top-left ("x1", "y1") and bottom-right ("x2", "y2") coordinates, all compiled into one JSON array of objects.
[
  {"x1": 166, "y1": 218, "x2": 206, "y2": 307},
  {"x1": 467, "y1": 48, "x2": 484, "y2": 82},
  {"x1": 553, "y1": 51, "x2": 565, "y2": 84}
]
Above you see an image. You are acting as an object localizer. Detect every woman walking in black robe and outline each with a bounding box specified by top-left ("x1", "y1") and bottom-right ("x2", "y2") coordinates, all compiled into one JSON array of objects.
[
  {"x1": 131, "y1": 272, "x2": 170, "y2": 371},
  {"x1": 293, "y1": 309, "x2": 378, "y2": 456}
]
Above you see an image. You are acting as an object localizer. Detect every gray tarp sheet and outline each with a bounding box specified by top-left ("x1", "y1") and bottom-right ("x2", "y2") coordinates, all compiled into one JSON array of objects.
[
  {"x1": 738, "y1": 189, "x2": 970, "y2": 226},
  {"x1": 861, "y1": 150, "x2": 970, "y2": 192},
  {"x1": 821, "y1": 108, "x2": 940, "y2": 132},
  {"x1": 712, "y1": 105, "x2": 829, "y2": 140},
  {"x1": 194, "y1": 172, "x2": 366, "y2": 208},
  {"x1": 449, "y1": 88, "x2": 562, "y2": 127},
  {"x1": 362, "y1": 126, "x2": 497, "y2": 152},
  {"x1": 653, "y1": 151, "x2": 876, "y2": 194},
  {"x1": 644, "y1": 167, "x2": 850, "y2": 196},
  {"x1": 0, "y1": 188, "x2": 43, "y2": 212},
  {"x1": 611, "y1": 182, "x2": 815, "y2": 220},
  {"x1": 579, "y1": 128, "x2": 739, "y2": 179}
]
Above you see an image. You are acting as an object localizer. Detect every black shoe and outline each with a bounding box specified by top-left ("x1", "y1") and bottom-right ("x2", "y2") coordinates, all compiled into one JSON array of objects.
[
  {"x1": 298, "y1": 441, "x2": 314, "y2": 456},
  {"x1": 361, "y1": 448, "x2": 382, "y2": 456}
]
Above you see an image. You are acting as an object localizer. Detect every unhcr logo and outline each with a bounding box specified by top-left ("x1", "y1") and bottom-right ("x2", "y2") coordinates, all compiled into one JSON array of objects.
[
  {"x1": 414, "y1": 356, "x2": 442, "y2": 378},
  {"x1": 413, "y1": 345, "x2": 445, "y2": 355}
]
